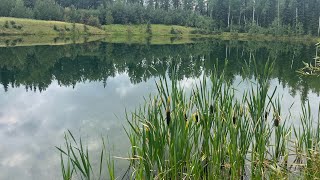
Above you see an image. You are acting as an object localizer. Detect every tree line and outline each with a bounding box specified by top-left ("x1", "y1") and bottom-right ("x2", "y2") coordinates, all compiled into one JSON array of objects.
[{"x1": 0, "y1": 0, "x2": 320, "y2": 35}]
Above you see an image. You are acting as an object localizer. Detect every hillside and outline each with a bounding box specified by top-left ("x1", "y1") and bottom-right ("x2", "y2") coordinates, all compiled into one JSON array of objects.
[{"x1": 0, "y1": 17, "x2": 106, "y2": 35}]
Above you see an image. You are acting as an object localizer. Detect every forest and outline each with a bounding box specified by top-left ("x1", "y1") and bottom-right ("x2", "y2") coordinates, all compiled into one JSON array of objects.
[{"x1": 0, "y1": 0, "x2": 320, "y2": 36}]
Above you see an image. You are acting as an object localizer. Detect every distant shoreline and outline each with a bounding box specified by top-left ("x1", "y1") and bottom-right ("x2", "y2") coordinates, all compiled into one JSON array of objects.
[{"x1": 0, "y1": 17, "x2": 319, "y2": 47}]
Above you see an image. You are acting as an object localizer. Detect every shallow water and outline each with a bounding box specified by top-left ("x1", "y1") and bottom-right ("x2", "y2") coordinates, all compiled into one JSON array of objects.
[{"x1": 0, "y1": 39, "x2": 319, "y2": 179}]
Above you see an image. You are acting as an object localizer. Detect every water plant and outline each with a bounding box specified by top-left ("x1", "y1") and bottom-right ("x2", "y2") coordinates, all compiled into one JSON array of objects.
[
  {"x1": 297, "y1": 42, "x2": 320, "y2": 76},
  {"x1": 58, "y1": 60, "x2": 320, "y2": 179}
]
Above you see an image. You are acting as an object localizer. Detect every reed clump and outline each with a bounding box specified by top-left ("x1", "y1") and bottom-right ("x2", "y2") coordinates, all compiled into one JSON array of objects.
[{"x1": 58, "y1": 60, "x2": 320, "y2": 179}]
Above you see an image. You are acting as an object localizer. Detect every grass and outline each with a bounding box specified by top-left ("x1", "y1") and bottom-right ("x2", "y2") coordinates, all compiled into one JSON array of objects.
[
  {"x1": 212, "y1": 32, "x2": 320, "y2": 43},
  {"x1": 57, "y1": 59, "x2": 320, "y2": 179},
  {"x1": 103, "y1": 24, "x2": 320, "y2": 43},
  {"x1": 0, "y1": 18, "x2": 318, "y2": 46},
  {"x1": 0, "y1": 17, "x2": 106, "y2": 35},
  {"x1": 103, "y1": 24, "x2": 195, "y2": 37}
]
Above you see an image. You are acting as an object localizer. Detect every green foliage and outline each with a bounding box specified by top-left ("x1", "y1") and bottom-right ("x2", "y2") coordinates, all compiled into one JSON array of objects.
[
  {"x1": 0, "y1": 0, "x2": 15, "y2": 17},
  {"x1": 10, "y1": 21, "x2": 16, "y2": 26},
  {"x1": 56, "y1": 59, "x2": 320, "y2": 179},
  {"x1": 2, "y1": 20, "x2": 23, "y2": 30},
  {"x1": 10, "y1": 0, "x2": 34, "y2": 18},
  {"x1": 34, "y1": 0, "x2": 63, "y2": 20},
  {"x1": 105, "y1": 10, "x2": 114, "y2": 25},
  {"x1": 63, "y1": 5, "x2": 78, "y2": 23},
  {"x1": 4, "y1": 21, "x2": 9, "y2": 28},
  {"x1": 57, "y1": 131, "x2": 114, "y2": 180},
  {"x1": 87, "y1": 15, "x2": 101, "y2": 27},
  {"x1": 170, "y1": 27, "x2": 182, "y2": 34},
  {"x1": 53, "y1": 24, "x2": 59, "y2": 31},
  {"x1": 64, "y1": 25, "x2": 71, "y2": 31}
]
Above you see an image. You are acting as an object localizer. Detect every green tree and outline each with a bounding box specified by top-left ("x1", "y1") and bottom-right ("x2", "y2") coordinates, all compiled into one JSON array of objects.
[
  {"x1": 64, "y1": 5, "x2": 79, "y2": 22},
  {"x1": 87, "y1": 15, "x2": 101, "y2": 27},
  {"x1": 105, "y1": 9, "x2": 114, "y2": 25},
  {"x1": 0, "y1": 0, "x2": 16, "y2": 16},
  {"x1": 34, "y1": 0, "x2": 63, "y2": 20},
  {"x1": 10, "y1": 0, "x2": 34, "y2": 18}
]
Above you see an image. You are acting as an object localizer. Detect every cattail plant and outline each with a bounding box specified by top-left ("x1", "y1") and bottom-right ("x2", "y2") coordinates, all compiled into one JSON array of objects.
[{"x1": 57, "y1": 59, "x2": 320, "y2": 180}]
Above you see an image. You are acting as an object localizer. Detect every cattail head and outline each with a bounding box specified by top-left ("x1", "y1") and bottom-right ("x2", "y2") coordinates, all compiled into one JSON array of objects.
[
  {"x1": 210, "y1": 104, "x2": 214, "y2": 115},
  {"x1": 274, "y1": 115, "x2": 281, "y2": 127},
  {"x1": 166, "y1": 96, "x2": 171, "y2": 125},
  {"x1": 264, "y1": 108, "x2": 270, "y2": 121},
  {"x1": 184, "y1": 111, "x2": 187, "y2": 121},
  {"x1": 232, "y1": 110, "x2": 237, "y2": 125},
  {"x1": 193, "y1": 112, "x2": 199, "y2": 122},
  {"x1": 166, "y1": 110, "x2": 171, "y2": 125},
  {"x1": 264, "y1": 112, "x2": 268, "y2": 120}
]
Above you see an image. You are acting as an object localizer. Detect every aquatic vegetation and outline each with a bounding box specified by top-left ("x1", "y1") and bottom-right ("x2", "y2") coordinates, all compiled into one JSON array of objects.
[
  {"x1": 297, "y1": 42, "x2": 320, "y2": 76},
  {"x1": 58, "y1": 60, "x2": 320, "y2": 179}
]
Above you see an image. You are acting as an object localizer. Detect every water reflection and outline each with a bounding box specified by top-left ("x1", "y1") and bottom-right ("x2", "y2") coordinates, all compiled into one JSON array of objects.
[
  {"x1": 0, "y1": 40, "x2": 319, "y2": 100},
  {"x1": 0, "y1": 40, "x2": 319, "y2": 179}
]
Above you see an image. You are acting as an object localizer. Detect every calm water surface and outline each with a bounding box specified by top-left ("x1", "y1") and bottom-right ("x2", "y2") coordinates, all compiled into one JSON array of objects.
[{"x1": 0, "y1": 39, "x2": 320, "y2": 179}]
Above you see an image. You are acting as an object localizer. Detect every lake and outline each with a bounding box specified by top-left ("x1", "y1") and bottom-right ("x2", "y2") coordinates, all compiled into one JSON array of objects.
[{"x1": 0, "y1": 39, "x2": 320, "y2": 179}]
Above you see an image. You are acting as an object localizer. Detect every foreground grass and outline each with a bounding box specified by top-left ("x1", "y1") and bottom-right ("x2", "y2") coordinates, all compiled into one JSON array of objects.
[
  {"x1": 58, "y1": 60, "x2": 320, "y2": 179},
  {"x1": 0, "y1": 17, "x2": 106, "y2": 35}
]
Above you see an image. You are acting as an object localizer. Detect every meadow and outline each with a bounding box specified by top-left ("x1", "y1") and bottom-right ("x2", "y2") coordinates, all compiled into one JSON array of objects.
[{"x1": 0, "y1": 17, "x2": 105, "y2": 35}]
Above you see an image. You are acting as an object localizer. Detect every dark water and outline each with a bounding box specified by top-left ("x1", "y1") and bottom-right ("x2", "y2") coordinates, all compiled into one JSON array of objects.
[{"x1": 0, "y1": 40, "x2": 320, "y2": 179}]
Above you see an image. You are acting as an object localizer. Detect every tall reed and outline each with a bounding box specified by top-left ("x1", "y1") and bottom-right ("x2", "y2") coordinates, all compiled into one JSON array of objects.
[{"x1": 58, "y1": 60, "x2": 320, "y2": 179}]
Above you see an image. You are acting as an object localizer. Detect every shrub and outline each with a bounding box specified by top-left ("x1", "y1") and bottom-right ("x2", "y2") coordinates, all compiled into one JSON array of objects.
[
  {"x1": 53, "y1": 25, "x2": 59, "y2": 31},
  {"x1": 16, "y1": 25, "x2": 23, "y2": 30},
  {"x1": 170, "y1": 27, "x2": 182, "y2": 35},
  {"x1": 4, "y1": 21, "x2": 9, "y2": 28},
  {"x1": 10, "y1": 21, "x2": 16, "y2": 26},
  {"x1": 105, "y1": 10, "x2": 114, "y2": 25},
  {"x1": 87, "y1": 15, "x2": 100, "y2": 27},
  {"x1": 65, "y1": 26, "x2": 71, "y2": 31}
]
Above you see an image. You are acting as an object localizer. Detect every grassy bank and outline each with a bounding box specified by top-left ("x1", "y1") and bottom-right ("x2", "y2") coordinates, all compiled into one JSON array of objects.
[
  {"x1": 0, "y1": 18, "x2": 319, "y2": 46},
  {"x1": 209, "y1": 32, "x2": 320, "y2": 43},
  {"x1": 103, "y1": 24, "x2": 320, "y2": 44},
  {"x1": 0, "y1": 17, "x2": 106, "y2": 35},
  {"x1": 58, "y1": 60, "x2": 320, "y2": 179},
  {"x1": 103, "y1": 24, "x2": 195, "y2": 36}
]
